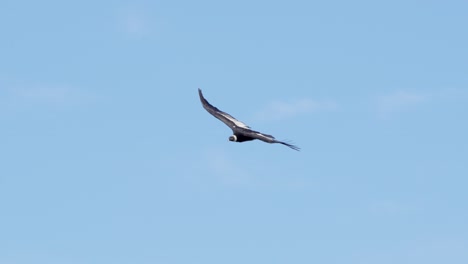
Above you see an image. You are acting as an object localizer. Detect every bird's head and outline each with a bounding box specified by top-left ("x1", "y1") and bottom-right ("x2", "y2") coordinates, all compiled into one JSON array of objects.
[{"x1": 229, "y1": 135, "x2": 237, "y2": 142}]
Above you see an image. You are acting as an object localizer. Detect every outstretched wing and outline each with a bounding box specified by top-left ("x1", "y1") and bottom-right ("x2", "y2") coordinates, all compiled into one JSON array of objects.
[
  {"x1": 235, "y1": 128, "x2": 301, "y2": 151},
  {"x1": 198, "y1": 88, "x2": 251, "y2": 129}
]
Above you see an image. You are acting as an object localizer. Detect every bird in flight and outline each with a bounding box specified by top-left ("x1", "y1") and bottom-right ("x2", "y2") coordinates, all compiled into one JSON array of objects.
[{"x1": 198, "y1": 88, "x2": 300, "y2": 151}]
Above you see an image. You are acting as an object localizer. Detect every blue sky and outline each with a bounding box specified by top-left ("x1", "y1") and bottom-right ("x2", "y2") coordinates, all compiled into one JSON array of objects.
[{"x1": 1, "y1": 0, "x2": 467, "y2": 263}]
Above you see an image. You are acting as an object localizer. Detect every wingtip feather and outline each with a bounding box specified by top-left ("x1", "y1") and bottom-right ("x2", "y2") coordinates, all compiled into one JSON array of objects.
[{"x1": 279, "y1": 141, "x2": 301, "y2": 151}]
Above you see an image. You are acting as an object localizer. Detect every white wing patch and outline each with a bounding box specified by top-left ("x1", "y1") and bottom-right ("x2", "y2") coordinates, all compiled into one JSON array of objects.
[
  {"x1": 255, "y1": 132, "x2": 274, "y2": 140},
  {"x1": 219, "y1": 112, "x2": 250, "y2": 128}
]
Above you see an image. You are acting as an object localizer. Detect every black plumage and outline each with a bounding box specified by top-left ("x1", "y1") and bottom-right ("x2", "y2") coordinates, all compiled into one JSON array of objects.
[{"x1": 198, "y1": 88, "x2": 300, "y2": 151}]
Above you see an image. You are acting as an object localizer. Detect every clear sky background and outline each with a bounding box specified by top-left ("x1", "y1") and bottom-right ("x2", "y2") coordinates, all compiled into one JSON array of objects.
[{"x1": 1, "y1": 1, "x2": 467, "y2": 263}]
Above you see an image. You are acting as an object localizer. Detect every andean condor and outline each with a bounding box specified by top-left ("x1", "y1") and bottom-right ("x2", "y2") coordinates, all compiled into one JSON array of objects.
[{"x1": 198, "y1": 88, "x2": 300, "y2": 151}]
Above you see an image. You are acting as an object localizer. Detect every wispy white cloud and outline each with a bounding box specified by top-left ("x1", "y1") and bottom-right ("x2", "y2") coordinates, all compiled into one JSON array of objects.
[
  {"x1": 377, "y1": 91, "x2": 430, "y2": 115},
  {"x1": 376, "y1": 88, "x2": 468, "y2": 117},
  {"x1": 368, "y1": 199, "x2": 413, "y2": 216},
  {"x1": 198, "y1": 147, "x2": 316, "y2": 190},
  {"x1": 202, "y1": 147, "x2": 252, "y2": 186},
  {"x1": 354, "y1": 236, "x2": 468, "y2": 264},
  {"x1": 2, "y1": 81, "x2": 93, "y2": 106},
  {"x1": 378, "y1": 91, "x2": 429, "y2": 112},
  {"x1": 14, "y1": 85, "x2": 74, "y2": 103},
  {"x1": 254, "y1": 98, "x2": 338, "y2": 121},
  {"x1": 117, "y1": 6, "x2": 157, "y2": 38}
]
